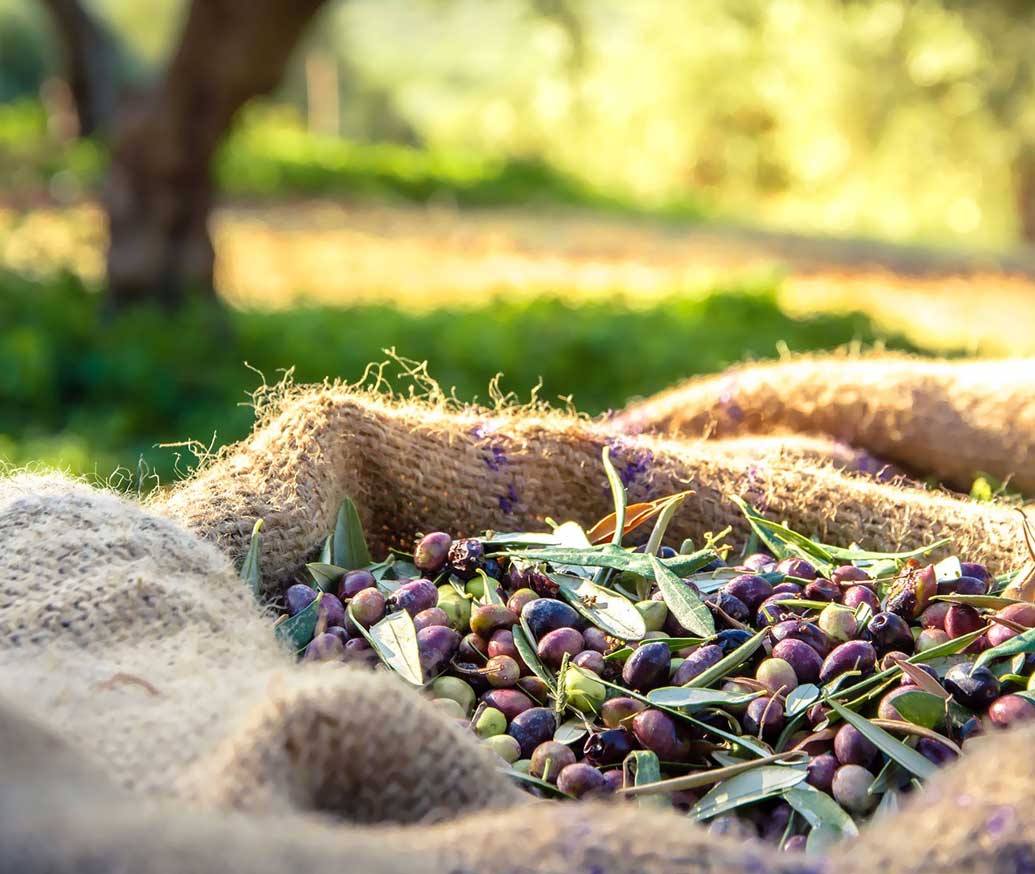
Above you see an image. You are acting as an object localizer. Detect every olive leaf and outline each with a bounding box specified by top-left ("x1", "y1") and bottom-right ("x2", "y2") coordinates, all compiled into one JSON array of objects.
[
  {"x1": 549, "y1": 573, "x2": 647, "y2": 641},
  {"x1": 587, "y1": 493, "x2": 692, "y2": 546},
  {"x1": 476, "y1": 569, "x2": 505, "y2": 606},
  {"x1": 503, "y1": 545, "x2": 718, "y2": 580},
  {"x1": 827, "y1": 701, "x2": 937, "y2": 779},
  {"x1": 889, "y1": 658, "x2": 949, "y2": 699},
  {"x1": 785, "y1": 684, "x2": 821, "y2": 717},
  {"x1": 275, "y1": 592, "x2": 324, "y2": 652},
  {"x1": 683, "y1": 628, "x2": 768, "y2": 689},
  {"x1": 820, "y1": 540, "x2": 949, "y2": 562},
  {"x1": 620, "y1": 751, "x2": 804, "y2": 798},
  {"x1": 650, "y1": 554, "x2": 715, "y2": 638},
  {"x1": 600, "y1": 445, "x2": 627, "y2": 548},
  {"x1": 501, "y1": 768, "x2": 573, "y2": 798},
  {"x1": 731, "y1": 496, "x2": 833, "y2": 571},
  {"x1": 782, "y1": 784, "x2": 859, "y2": 839},
  {"x1": 889, "y1": 690, "x2": 945, "y2": 729},
  {"x1": 624, "y1": 750, "x2": 665, "y2": 809},
  {"x1": 306, "y1": 561, "x2": 349, "y2": 593},
  {"x1": 332, "y1": 496, "x2": 372, "y2": 570},
  {"x1": 690, "y1": 766, "x2": 808, "y2": 821},
  {"x1": 932, "y1": 594, "x2": 1021, "y2": 609},
  {"x1": 319, "y1": 533, "x2": 333, "y2": 564},
  {"x1": 643, "y1": 494, "x2": 686, "y2": 557},
  {"x1": 647, "y1": 686, "x2": 762, "y2": 709},
  {"x1": 358, "y1": 609, "x2": 423, "y2": 686},
  {"x1": 554, "y1": 718, "x2": 588, "y2": 744},
  {"x1": 975, "y1": 626, "x2": 1035, "y2": 670},
  {"x1": 512, "y1": 623, "x2": 556, "y2": 691},
  {"x1": 239, "y1": 519, "x2": 263, "y2": 599},
  {"x1": 604, "y1": 636, "x2": 706, "y2": 662}
]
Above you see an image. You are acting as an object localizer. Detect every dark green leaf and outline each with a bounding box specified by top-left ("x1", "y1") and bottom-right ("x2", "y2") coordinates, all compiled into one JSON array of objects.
[
  {"x1": 364, "y1": 610, "x2": 423, "y2": 686},
  {"x1": 550, "y1": 573, "x2": 646, "y2": 641},
  {"x1": 503, "y1": 546, "x2": 718, "y2": 579},
  {"x1": 975, "y1": 626, "x2": 1035, "y2": 670},
  {"x1": 783, "y1": 784, "x2": 858, "y2": 839},
  {"x1": 890, "y1": 691, "x2": 945, "y2": 729},
  {"x1": 650, "y1": 555, "x2": 715, "y2": 638},
  {"x1": 332, "y1": 497, "x2": 372, "y2": 570},
  {"x1": 319, "y1": 533, "x2": 333, "y2": 565},
  {"x1": 731, "y1": 497, "x2": 833, "y2": 570},
  {"x1": 513, "y1": 623, "x2": 555, "y2": 691},
  {"x1": 239, "y1": 519, "x2": 263, "y2": 598},
  {"x1": 306, "y1": 561, "x2": 349, "y2": 593},
  {"x1": 604, "y1": 636, "x2": 706, "y2": 662},
  {"x1": 476, "y1": 569, "x2": 505, "y2": 606},
  {"x1": 820, "y1": 540, "x2": 949, "y2": 562},
  {"x1": 275, "y1": 592, "x2": 323, "y2": 651},
  {"x1": 690, "y1": 766, "x2": 808, "y2": 820},
  {"x1": 684, "y1": 628, "x2": 768, "y2": 689},
  {"x1": 647, "y1": 686, "x2": 762, "y2": 708},
  {"x1": 827, "y1": 701, "x2": 937, "y2": 779}
]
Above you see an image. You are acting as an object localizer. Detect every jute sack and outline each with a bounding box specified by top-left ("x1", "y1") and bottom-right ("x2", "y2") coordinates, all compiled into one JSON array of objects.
[
  {"x1": 2, "y1": 384, "x2": 1034, "y2": 874},
  {"x1": 615, "y1": 353, "x2": 1035, "y2": 493}
]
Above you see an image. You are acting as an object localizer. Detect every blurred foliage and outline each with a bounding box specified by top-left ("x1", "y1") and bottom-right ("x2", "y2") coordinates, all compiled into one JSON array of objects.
[{"x1": 0, "y1": 266, "x2": 929, "y2": 483}]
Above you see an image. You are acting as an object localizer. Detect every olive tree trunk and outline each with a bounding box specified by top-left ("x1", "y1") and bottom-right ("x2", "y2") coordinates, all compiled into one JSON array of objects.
[{"x1": 104, "y1": 0, "x2": 329, "y2": 308}]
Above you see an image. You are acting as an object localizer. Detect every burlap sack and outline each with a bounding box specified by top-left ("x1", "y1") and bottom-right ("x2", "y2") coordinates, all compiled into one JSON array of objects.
[
  {"x1": 3, "y1": 384, "x2": 1034, "y2": 874},
  {"x1": 616, "y1": 353, "x2": 1035, "y2": 493}
]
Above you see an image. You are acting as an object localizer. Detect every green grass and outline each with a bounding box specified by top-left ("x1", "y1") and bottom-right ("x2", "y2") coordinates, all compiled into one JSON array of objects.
[{"x1": 0, "y1": 266, "x2": 934, "y2": 485}]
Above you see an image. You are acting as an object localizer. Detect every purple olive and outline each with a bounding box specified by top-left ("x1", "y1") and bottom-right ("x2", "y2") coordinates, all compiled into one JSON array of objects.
[
  {"x1": 325, "y1": 626, "x2": 349, "y2": 644},
  {"x1": 389, "y1": 579, "x2": 439, "y2": 618},
  {"x1": 470, "y1": 604, "x2": 519, "y2": 638},
  {"x1": 413, "y1": 607, "x2": 450, "y2": 632},
  {"x1": 517, "y1": 676, "x2": 550, "y2": 701},
  {"x1": 671, "y1": 644, "x2": 723, "y2": 685},
  {"x1": 631, "y1": 710, "x2": 691, "y2": 761},
  {"x1": 943, "y1": 663, "x2": 1000, "y2": 710},
  {"x1": 339, "y1": 570, "x2": 376, "y2": 599},
  {"x1": 602, "y1": 770, "x2": 626, "y2": 793},
  {"x1": 414, "y1": 532, "x2": 452, "y2": 574},
  {"x1": 417, "y1": 625, "x2": 460, "y2": 677},
  {"x1": 484, "y1": 654, "x2": 521, "y2": 688},
  {"x1": 920, "y1": 602, "x2": 951, "y2": 630},
  {"x1": 938, "y1": 575, "x2": 987, "y2": 596},
  {"x1": 447, "y1": 538, "x2": 485, "y2": 579},
  {"x1": 459, "y1": 632, "x2": 489, "y2": 661},
  {"x1": 317, "y1": 593, "x2": 346, "y2": 628},
  {"x1": 285, "y1": 584, "x2": 318, "y2": 616},
  {"x1": 775, "y1": 557, "x2": 819, "y2": 580},
  {"x1": 573, "y1": 650, "x2": 606, "y2": 674},
  {"x1": 583, "y1": 728, "x2": 637, "y2": 765},
  {"x1": 521, "y1": 598, "x2": 580, "y2": 639},
  {"x1": 988, "y1": 694, "x2": 1035, "y2": 728},
  {"x1": 350, "y1": 588, "x2": 386, "y2": 628},
  {"x1": 898, "y1": 662, "x2": 939, "y2": 686},
  {"x1": 722, "y1": 574, "x2": 774, "y2": 612},
  {"x1": 944, "y1": 604, "x2": 983, "y2": 640},
  {"x1": 487, "y1": 629, "x2": 520, "y2": 660},
  {"x1": 772, "y1": 619, "x2": 831, "y2": 656},
  {"x1": 885, "y1": 565, "x2": 937, "y2": 620},
  {"x1": 804, "y1": 579, "x2": 841, "y2": 603},
  {"x1": 622, "y1": 641, "x2": 672, "y2": 691},
  {"x1": 833, "y1": 565, "x2": 871, "y2": 585},
  {"x1": 507, "y1": 588, "x2": 539, "y2": 616},
  {"x1": 742, "y1": 552, "x2": 777, "y2": 572},
  {"x1": 756, "y1": 596, "x2": 803, "y2": 627},
  {"x1": 960, "y1": 562, "x2": 993, "y2": 585},
  {"x1": 705, "y1": 591, "x2": 750, "y2": 625},
  {"x1": 916, "y1": 737, "x2": 958, "y2": 766},
  {"x1": 530, "y1": 741, "x2": 576, "y2": 783},
  {"x1": 715, "y1": 629, "x2": 753, "y2": 653},
  {"x1": 843, "y1": 585, "x2": 880, "y2": 612},
  {"x1": 832, "y1": 764, "x2": 877, "y2": 813},
  {"x1": 772, "y1": 582, "x2": 803, "y2": 596},
  {"x1": 866, "y1": 612, "x2": 915, "y2": 655},
  {"x1": 743, "y1": 696, "x2": 784, "y2": 739},
  {"x1": 582, "y1": 627, "x2": 609, "y2": 653},
  {"x1": 601, "y1": 696, "x2": 647, "y2": 728},
  {"x1": 772, "y1": 639, "x2": 823, "y2": 684},
  {"x1": 834, "y1": 723, "x2": 877, "y2": 767},
  {"x1": 807, "y1": 753, "x2": 838, "y2": 791},
  {"x1": 343, "y1": 637, "x2": 377, "y2": 666},
  {"x1": 536, "y1": 627, "x2": 585, "y2": 668},
  {"x1": 819, "y1": 640, "x2": 877, "y2": 683},
  {"x1": 784, "y1": 835, "x2": 807, "y2": 853},
  {"x1": 507, "y1": 707, "x2": 558, "y2": 758},
  {"x1": 482, "y1": 688, "x2": 534, "y2": 722},
  {"x1": 557, "y1": 763, "x2": 612, "y2": 798},
  {"x1": 303, "y1": 632, "x2": 346, "y2": 662},
  {"x1": 755, "y1": 657, "x2": 798, "y2": 695}
]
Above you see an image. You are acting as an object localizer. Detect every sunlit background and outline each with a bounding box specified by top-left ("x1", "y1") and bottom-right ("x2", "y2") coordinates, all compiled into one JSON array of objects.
[{"x1": 2, "y1": 0, "x2": 1034, "y2": 484}]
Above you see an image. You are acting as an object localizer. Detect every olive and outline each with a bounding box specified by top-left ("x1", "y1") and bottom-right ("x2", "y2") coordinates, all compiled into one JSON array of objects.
[
  {"x1": 832, "y1": 764, "x2": 877, "y2": 813},
  {"x1": 772, "y1": 639, "x2": 823, "y2": 684},
  {"x1": 474, "y1": 706, "x2": 507, "y2": 738},
  {"x1": 507, "y1": 707, "x2": 558, "y2": 758},
  {"x1": 671, "y1": 644, "x2": 723, "y2": 685},
  {"x1": 417, "y1": 625, "x2": 461, "y2": 677},
  {"x1": 756, "y1": 596, "x2": 802, "y2": 627},
  {"x1": 447, "y1": 538, "x2": 485, "y2": 579},
  {"x1": 958, "y1": 715, "x2": 985, "y2": 743},
  {"x1": 832, "y1": 565, "x2": 871, "y2": 585},
  {"x1": 326, "y1": 626, "x2": 349, "y2": 644},
  {"x1": 669, "y1": 788, "x2": 700, "y2": 811},
  {"x1": 916, "y1": 737, "x2": 958, "y2": 766},
  {"x1": 285, "y1": 584, "x2": 318, "y2": 616},
  {"x1": 431, "y1": 698, "x2": 466, "y2": 720},
  {"x1": 742, "y1": 552, "x2": 777, "y2": 572},
  {"x1": 806, "y1": 753, "x2": 838, "y2": 791},
  {"x1": 804, "y1": 579, "x2": 841, "y2": 603},
  {"x1": 622, "y1": 641, "x2": 671, "y2": 691},
  {"x1": 988, "y1": 694, "x2": 1035, "y2": 728},
  {"x1": 775, "y1": 557, "x2": 819, "y2": 580},
  {"x1": 998, "y1": 602, "x2": 1035, "y2": 626},
  {"x1": 960, "y1": 562, "x2": 993, "y2": 585},
  {"x1": 464, "y1": 577, "x2": 486, "y2": 600},
  {"x1": 303, "y1": 632, "x2": 345, "y2": 662},
  {"x1": 772, "y1": 620, "x2": 831, "y2": 656},
  {"x1": 715, "y1": 628, "x2": 753, "y2": 654},
  {"x1": 413, "y1": 607, "x2": 450, "y2": 632},
  {"x1": 818, "y1": 604, "x2": 857, "y2": 642},
  {"x1": 631, "y1": 709, "x2": 691, "y2": 761},
  {"x1": 819, "y1": 640, "x2": 877, "y2": 683},
  {"x1": 470, "y1": 604, "x2": 519, "y2": 637},
  {"x1": 506, "y1": 588, "x2": 539, "y2": 616},
  {"x1": 536, "y1": 627, "x2": 585, "y2": 668},
  {"x1": 582, "y1": 627, "x2": 609, "y2": 653},
  {"x1": 722, "y1": 574, "x2": 774, "y2": 612},
  {"x1": 943, "y1": 663, "x2": 1000, "y2": 710},
  {"x1": 705, "y1": 592, "x2": 750, "y2": 625},
  {"x1": 771, "y1": 582, "x2": 803, "y2": 596},
  {"x1": 563, "y1": 667, "x2": 606, "y2": 713},
  {"x1": 602, "y1": 770, "x2": 626, "y2": 793},
  {"x1": 583, "y1": 728, "x2": 637, "y2": 765},
  {"x1": 843, "y1": 585, "x2": 880, "y2": 613},
  {"x1": 916, "y1": 629, "x2": 950, "y2": 651},
  {"x1": 897, "y1": 662, "x2": 939, "y2": 686},
  {"x1": 458, "y1": 632, "x2": 489, "y2": 661},
  {"x1": 885, "y1": 564, "x2": 937, "y2": 619},
  {"x1": 481, "y1": 688, "x2": 534, "y2": 722},
  {"x1": 743, "y1": 696, "x2": 784, "y2": 739},
  {"x1": 414, "y1": 532, "x2": 452, "y2": 574},
  {"x1": 866, "y1": 612, "x2": 915, "y2": 655},
  {"x1": 759, "y1": 802, "x2": 793, "y2": 842},
  {"x1": 878, "y1": 686, "x2": 917, "y2": 721},
  {"x1": 572, "y1": 650, "x2": 606, "y2": 674},
  {"x1": 389, "y1": 579, "x2": 439, "y2": 617},
  {"x1": 487, "y1": 628, "x2": 520, "y2": 660},
  {"x1": 431, "y1": 676, "x2": 476, "y2": 715},
  {"x1": 530, "y1": 741, "x2": 577, "y2": 783},
  {"x1": 833, "y1": 723, "x2": 877, "y2": 767},
  {"x1": 436, "y1": 588, "x2": 471, "y2": 631},
  {"x1": 512, "y1": 759, "x2": 532, "y2": 774},
  {"x1": 755, "y1": 658, "x2": 798, "y2": 695},
  {"x1": 938, "y1": 575, "x2": 987, "y2": 596},
  {"x1": 483, "y1": 734, "x2": 522, "y2": 764},
  {"x1": 784, "y1": 835, "x2": 808, "y2": 853},
  {"x1": 944, "y1": 604, "x2": 983, "y2": 640},
  {"x1": 920, "y1": 602, "x2": 951, "y2": 630},
  {"x1": 601, "y1": 696, "x2": 647, "y2": 728},
  {"x1": 484, "y1": 654, "x2": 521, "y2": 688},
  {"x1": 516, "y1": 676, "x2": 550, "y2": 701},
  {"x1": 349, "y1": 588, "x2": 386, "y2": 628},
  {"x1": 635, "y1": 600, "x2": 669, "y2": 632},
  {"x1": 557, "y1": 763, "x2": 612, "y2": 798},
  {"x1": 708, "y1": 816, "x2": 756, "y2": 840},
  {"x1": 339, "y1": 570, "x2": 376, "y2": 599},
  {"x1": 521, "y1": 598, "x2": 581, "y2": 639}
]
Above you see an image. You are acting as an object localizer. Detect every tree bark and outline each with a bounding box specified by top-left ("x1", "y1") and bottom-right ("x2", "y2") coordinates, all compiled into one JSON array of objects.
[
  {"x1": 104, "y1": 0, "x2": 329, "y2": 308},
  {"x1": 38, "y1": 0, "x2": 119, "y2": 137}
]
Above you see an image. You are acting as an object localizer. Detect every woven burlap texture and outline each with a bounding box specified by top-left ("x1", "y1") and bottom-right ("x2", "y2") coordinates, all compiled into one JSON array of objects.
[
  {"x1": 617, "y1": 353, "x2": 1035, "y2": 493},
  {"x1": 2, "y1": 378, "x2": 1033, "y2": 874}
]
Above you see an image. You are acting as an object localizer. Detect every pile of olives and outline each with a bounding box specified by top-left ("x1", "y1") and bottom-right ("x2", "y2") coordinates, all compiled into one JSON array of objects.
[{"x1": 275, "y1": 524, "x2": 1035, "y2": 851}]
